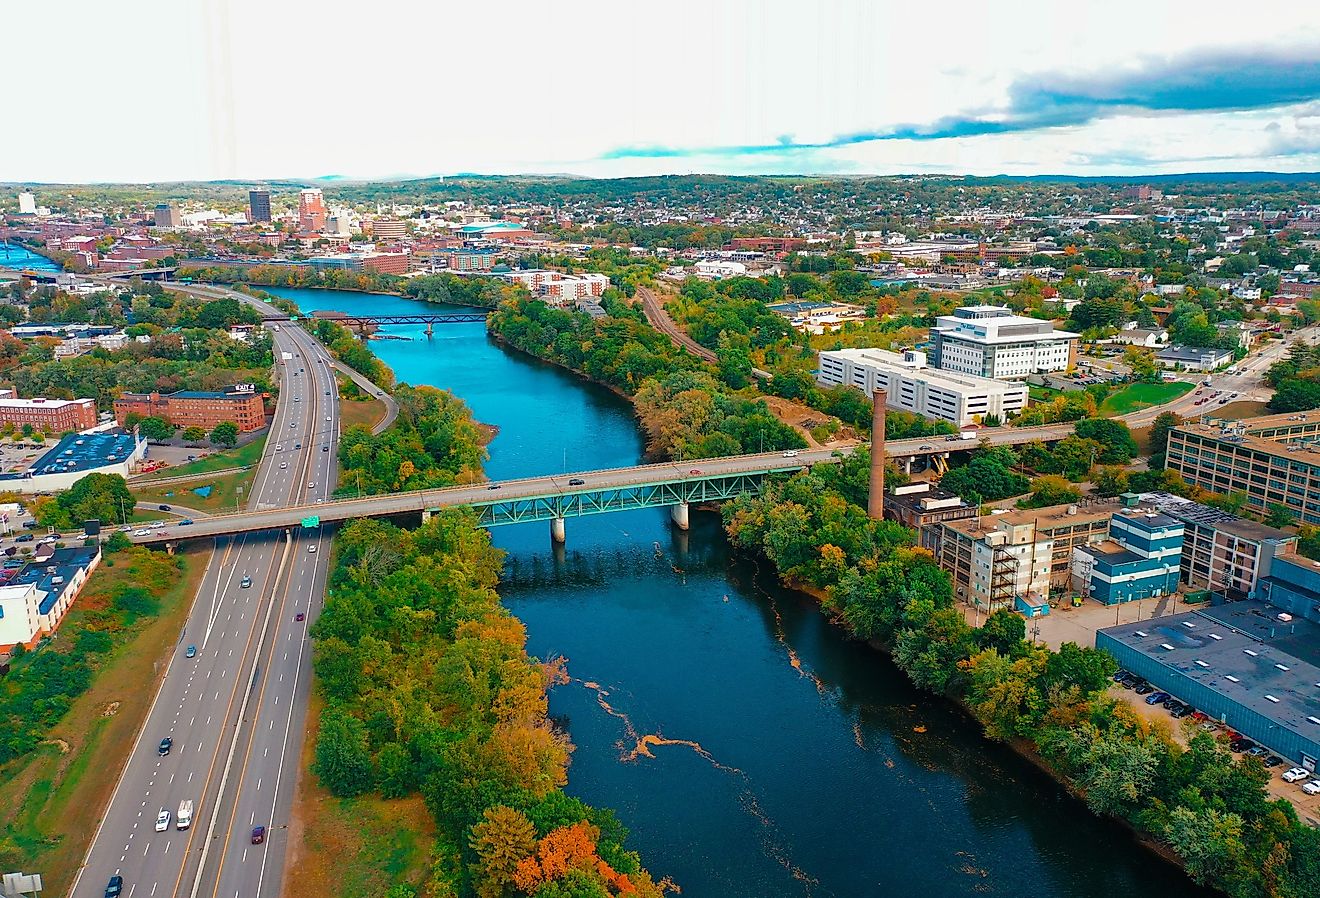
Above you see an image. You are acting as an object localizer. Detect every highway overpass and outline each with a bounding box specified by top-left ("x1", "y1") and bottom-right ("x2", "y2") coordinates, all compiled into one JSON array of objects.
[{"x1": 130, "y1": 423, "x2": 1075, "y2": 546}]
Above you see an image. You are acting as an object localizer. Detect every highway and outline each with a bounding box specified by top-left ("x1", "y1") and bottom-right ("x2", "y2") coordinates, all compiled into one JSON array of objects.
[
  {"x1": 70, "y1": 289, "x2": 342, "y2": 898},
  {"x1": 126, "y1": 423, "x2": 1079, "y2": 545}
]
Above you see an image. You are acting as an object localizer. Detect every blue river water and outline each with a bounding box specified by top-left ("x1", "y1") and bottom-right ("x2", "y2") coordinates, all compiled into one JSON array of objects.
[
  {"x1": 267, "y1": 287, "x2": 1207, "y2": 898},
  {"x1": 0, "y1": 242, "x2": 60, "y2": 271}
]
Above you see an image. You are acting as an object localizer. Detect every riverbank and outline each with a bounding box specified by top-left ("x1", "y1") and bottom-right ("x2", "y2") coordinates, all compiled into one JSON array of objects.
[{"x1": 265, "y1": 283, "x2": 1218, "y2": 898}]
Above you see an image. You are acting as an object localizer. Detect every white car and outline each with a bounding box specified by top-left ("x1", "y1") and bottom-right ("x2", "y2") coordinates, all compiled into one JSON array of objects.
[
  {"x1": 307, "y1": 544, "x2": 317, "y2": 554},
  {"x1": 782, "y1": 450, "x2": 799, "y2": 458},
  {"x1": 155, "y1": 808, "x2": 171, "y2": 832},
  {"x1": 275, "y1": 444, "x2": 283, "y2": 451},
  {"x1": 1283, "y1": 767, "x2": 1310, "y2": 783},
  {"x1": 280, "y1": 462, "x2": 287, "y2": 469},
  {"x1": 133, "y1": 529, "x2": 149, "y2": 537},
  {"x1": 1304, "y1": 780, "x2": 1320, "y2": 796},
  {"x1": 307, "y1": 482, "x2": 315, "y2": 490}
]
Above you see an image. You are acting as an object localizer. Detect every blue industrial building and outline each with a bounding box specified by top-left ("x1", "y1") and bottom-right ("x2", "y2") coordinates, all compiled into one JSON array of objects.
[
  {"x1": 1097, "y1": 601, "x2": 1320, "y2": 770},
  {"x1": 1073, "y1": 510, "x2": 1183, "y2": 605},
  {"x1": 1259, "y1": 555, "x2": 1320, "y2": 625}
]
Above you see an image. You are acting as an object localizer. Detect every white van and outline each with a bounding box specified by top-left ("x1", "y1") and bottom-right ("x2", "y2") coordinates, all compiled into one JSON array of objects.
[{"x1": 176, "y1": 799, "x2": 193, "y2": 830}]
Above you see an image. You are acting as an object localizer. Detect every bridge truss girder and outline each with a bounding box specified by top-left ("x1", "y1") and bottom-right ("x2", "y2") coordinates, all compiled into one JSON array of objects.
[{"x1": 462, "y1": 472, "x2": 773, "y2": 528}]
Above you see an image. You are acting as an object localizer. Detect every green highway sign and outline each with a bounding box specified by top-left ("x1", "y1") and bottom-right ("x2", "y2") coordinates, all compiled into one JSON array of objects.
[{"x1": 301, "y1": 516, "x2": 320, "y2": 528}]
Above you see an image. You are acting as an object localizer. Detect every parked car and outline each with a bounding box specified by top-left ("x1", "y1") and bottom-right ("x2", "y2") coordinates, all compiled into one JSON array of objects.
[
  {"x1": 1112, "y1": 670, "x2": 1132, "y2": 683},
  {"x1": 1169, "y1": 704, "x2": 1192, "y2": 719},
  {"x1": 1132, "y1": 682, "x2": 1153, "y2": 695},
  {"x1": 1230, "y1": 738, "x2": 1257, "y2": 753},
  {"x1": 1161, "y1": 696, "x2": 1181, "y2": 709},
  {"x1": 1264, "y1": 755, "x2": 1284, "y2": 768},
  {"x1": 1246, "y1": 746, "x2": 1269, "y2": 758},
  {"x1": 1303, "y1": 780, "x2": 1320, "y2": 796},
  {"x1": 1145, "y1": 691, "x2": 1171, "y2": 705},
  {"x1": 1283, "y1": 767, "x2": 1311, "y2": 783}
]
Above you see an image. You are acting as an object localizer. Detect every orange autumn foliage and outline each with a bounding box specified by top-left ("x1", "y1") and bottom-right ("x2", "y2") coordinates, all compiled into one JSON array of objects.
[{"x1": 511, "y1": 821, "x2": 644, "y2": 895}]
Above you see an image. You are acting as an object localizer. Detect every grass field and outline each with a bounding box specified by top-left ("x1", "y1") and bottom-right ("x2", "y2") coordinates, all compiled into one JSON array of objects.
[
  {"x1": 1213, "y1": 399, "x2": 1271, "y2": 421},
  {"x1": 133, "y1": 464, "x2": 258, "y2": 514},
  {"x1": 1099, "y1": 381, "x2": 1195, "y2": 416},
  {"x1": 338, "y1": 395, "x2": 386, "y2": 432},
  {"x1": 137, "y1": 434, "x2": 268, "y2": 481},
  {"x1": 0, "y1": 544, "x2": 210, "y2": 894},
  {"x1": 283, "y1": 695, "x2": 438, "y2": 898}
]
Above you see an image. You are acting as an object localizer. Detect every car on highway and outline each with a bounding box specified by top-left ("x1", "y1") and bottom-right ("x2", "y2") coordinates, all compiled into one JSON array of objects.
[
  {"x1": 689, "y1": 469, "x2": 702, "y2": 475},
  {"x1": 290, "y1": 421, "x2": 297, "y2": 427},
  {"x1": 185, "y1": 644, "x2": 197, "y2": 658},
  {"x1": 104, "y1": 875, "x2": 124, "y2": 898},
  {"x1": 15, "y1": 533, "x2": 33, "y2": 542},
  {"x1": 294, "y1": 443, "x2": 301, "y2": 449},
  {"x1": 275, "y1": 444, "x2": 282, "y2": 451},
  {"x1": 241, "y1": 576, "x2": 252, "y2": 588},
  {"x1": 293, "y1": 396, "x2": 300, "y2": 402},
  {"x1": 325, "y1": 390, "x2": 331, "y2": 396},
  {"x1": 295, "y1": 612, "x2": 305, "y2": 622},
  {"x1": 180, "y1": 519, "x2": 193, "y2": 526},
  {"x1": 323, "y1": 445, "x2": 329, "y2": 451},
  {"x1": 251, "y1": 825, "x2": 266, "y2": 844},
  {"x1": 325, "y1": 415, "x2": 332, "y2": 422},
  {"x1": 307, "y1": 482, "x2": 315, "y2": 490},
  {"x1": 308, "y1": 544, "x2": 317, "y2": 554},
  {"x1": 132, "y1": 529, "x2": 148, "y2": 537},
  {"x1": 1303, "y1": 780, "x2": 1320, "y2": 796},
  {"x1": 158, "y1": 504, "x2": 171, "y2": 511},
  {"x1": 158, "y1": 737, "x2": 173, "y2": 756},
  {"x1": 155, "y1": 808, "x2": 171, "y2": 832},
  {"x1": 486, "y1": 483, "x2": 501, "y2": 490},
  {"x1": 919, "y1": 444, "x2": 933, "y2": 450},
  {"x1": 782, "y1": 449, "x2": 799, "y2": 458},
  {"x1": 1283, "y1": 767, "x2": 1311, "y2": 783},
  {"x1": 280, "y1": 462, "x2": 288, "y2": 469},
  {"x1": 568, "y1": 478, "x2": 585, "y2": 486}
]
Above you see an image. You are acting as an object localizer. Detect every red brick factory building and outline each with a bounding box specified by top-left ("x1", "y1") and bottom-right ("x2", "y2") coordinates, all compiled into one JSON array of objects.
[{"x1": 113, "y1": 384, "x2": 267, "y2": 432}]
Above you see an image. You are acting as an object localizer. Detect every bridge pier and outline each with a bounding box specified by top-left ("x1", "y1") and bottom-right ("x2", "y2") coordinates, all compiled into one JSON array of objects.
[
  {"x1": 165, "y1": 542, "x2": 176, "y2": 556},
  {"x1": 670, "y1": 502, "x2": 690, "y2": 531},
  {"x1": 900, "y1": 457, "x2": 912, "y2": 475},
  {"x1": 424, "y1": 322, "x2": 433, "y2": 337},
  {"x1": 550, "y1": 516, "x2": 566, "y2": 543},
  {"x1": 422, "y1": 508, "x2": 432, "y2": 523}
]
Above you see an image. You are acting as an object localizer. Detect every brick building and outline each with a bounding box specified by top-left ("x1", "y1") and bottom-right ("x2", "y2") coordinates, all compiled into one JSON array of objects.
[
  {"x1": 114, "y1": 384, "x2": 266, "y2": 432},
  {"x1": 0, "y1": 390, "x2": 98, "y2": 433}
]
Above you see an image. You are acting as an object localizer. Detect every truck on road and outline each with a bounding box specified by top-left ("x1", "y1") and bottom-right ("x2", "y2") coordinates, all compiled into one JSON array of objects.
[
  {"x1": 176, "y1": 799, "x2": 193, "y2": 830},
  {"x1": 946, "y1": 431, "x2": 978, "y2": 442}
]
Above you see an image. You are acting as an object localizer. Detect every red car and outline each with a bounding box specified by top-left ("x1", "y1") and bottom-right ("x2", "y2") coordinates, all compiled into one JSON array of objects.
[
  {"x1": 689, "y1": 469, "x2": 701, "y2": 475},
  {"x1": 251, "y1": 825, "x2": 266, "y2": 844},
  {"x1": 295, "y1": 612, "x2": 305, "y2": 622}
]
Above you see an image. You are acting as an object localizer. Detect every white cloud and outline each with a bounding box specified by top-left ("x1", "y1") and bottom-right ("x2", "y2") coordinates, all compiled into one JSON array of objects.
[{"x1": 4, "y1": 0, "x2": 1320, "y2": 181}]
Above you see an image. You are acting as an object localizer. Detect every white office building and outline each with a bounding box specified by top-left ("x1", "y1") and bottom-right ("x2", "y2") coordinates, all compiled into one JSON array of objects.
[
  {"x1": 817, "y1": 347, "x2": 1028, "y2": 427},
  {"x1": 17, "y1": 191, "x2": 37, "y2": 215},
  {"x1": 931, "y1": 305, "x2": 1078, "y2": 380}
]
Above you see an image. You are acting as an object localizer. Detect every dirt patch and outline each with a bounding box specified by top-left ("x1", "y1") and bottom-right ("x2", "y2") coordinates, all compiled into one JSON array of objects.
[
  {"x1": 760, "y1": 395, "x2": 860, "y2": 450},
  {"x1": 1213, "y1": 399, "x2": 1270, "y2": 420},
  {"x1": 43, "y1": 739, "x2": 70, "y2": 754},
  {"x1": 101, "y1": 701, "x2": 120, "y2": 717}
]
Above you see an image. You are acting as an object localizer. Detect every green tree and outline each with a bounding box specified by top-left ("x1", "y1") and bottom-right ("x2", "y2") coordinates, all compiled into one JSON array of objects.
[
  {"x1": 1265, "y1": 503, "x2": 1296, "y2": 529},
  {"x1": 209, "y1": 421, "x2": 239, "y2": 447},
  {"x1": 1020, "y1": 475, "x2": 1082, "y2": 508},
  {"x1": 1148, "y1": 411, "x2": 1182, "y2": 466},
  {"x1": 977, "y1": 609, "x2": 1027, "y2": 656},
  {"x1": 1073, "y1": 418, "x2": 1138, "y2": 463},
  {"x1": 137, "y1": 416, "x2": 176, "y2": 442},
  {"x1": 182, "y1": 425, "x2": 207, "y2": 443},
  {"x1": 1165, "y1": 807, "x2": 1247, "y2": 887},
  {"x1": 313, "y1": 706, "x2": 375, "y2": 797},
  {"x1": 470, "y1": 805, "x2": 538, "y2": 898}
]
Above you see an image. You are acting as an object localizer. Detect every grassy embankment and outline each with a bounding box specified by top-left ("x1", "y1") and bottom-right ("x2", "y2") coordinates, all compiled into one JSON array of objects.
[
  {"x1": 0, "y1": 545, "x2": 209, "y2": 894},
  {"x1": 282, "y1": 694, "x2": 436, "y2": 898},
  {"x1": 1098, "y1": 381, "x2": 1194, "y2": 415},
  {"x1": 132, "y1": 435, "x2": 267, "y2": 514}
]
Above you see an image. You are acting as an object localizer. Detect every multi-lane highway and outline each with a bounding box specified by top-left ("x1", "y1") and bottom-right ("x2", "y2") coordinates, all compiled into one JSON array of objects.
[{"x1": 70, "y1": 290, "x2": 342, "y2": 898}]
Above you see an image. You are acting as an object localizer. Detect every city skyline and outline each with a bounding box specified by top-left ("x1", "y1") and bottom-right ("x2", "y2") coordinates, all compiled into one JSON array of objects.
[{"x1": 7, "y1": 0, "x2": 1320, "y2": 183}]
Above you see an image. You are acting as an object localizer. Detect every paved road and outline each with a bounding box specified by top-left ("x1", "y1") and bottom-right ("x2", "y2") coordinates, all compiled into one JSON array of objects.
[
  {"x1": 70, "y1": 289, "x2": 341, "y2": 898},
  {"x1": 1118, "y1": 326, "x2": 1320, "y2": 428},
  {"x1": 127, "y1": 423, "x2": 1077, "y2": 545}
]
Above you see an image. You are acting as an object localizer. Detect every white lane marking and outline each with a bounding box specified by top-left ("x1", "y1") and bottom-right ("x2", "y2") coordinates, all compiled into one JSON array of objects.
[
  {"x1": 188, "y1": 771, "x2": 194, "y2": 783},
  {"x1": 165, "y1": 840, "x2": 171, "y2": 854}
]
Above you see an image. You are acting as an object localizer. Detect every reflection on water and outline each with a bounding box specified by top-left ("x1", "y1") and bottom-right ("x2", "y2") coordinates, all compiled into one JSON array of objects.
[{"x1": 268, "y1": 287, "x2": 1208, "y2": 898}]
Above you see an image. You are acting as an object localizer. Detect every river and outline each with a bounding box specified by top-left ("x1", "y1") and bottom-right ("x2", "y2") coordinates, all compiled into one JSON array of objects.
[
  {"x1": 0, "y1": 242, "x2": 60, "y2": 271},
  {"x1": 266, "y1": 287, "x2": 1207, "y2": 898}
]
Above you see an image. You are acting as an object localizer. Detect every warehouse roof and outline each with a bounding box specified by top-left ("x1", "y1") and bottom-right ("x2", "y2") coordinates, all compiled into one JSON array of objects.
[{"x1": 1100, "y1": 601, "x2": 1320, "y2": 737}]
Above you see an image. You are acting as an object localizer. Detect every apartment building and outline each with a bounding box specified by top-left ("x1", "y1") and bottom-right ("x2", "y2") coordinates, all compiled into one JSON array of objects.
[
  {"x1": 1165, "y1": 413, "x2": 1320, "y2": 525},
  {"x1": 1135, "y1": 491, "x2": 1295, "y2": 599},
  {"x1": 928, "y1": 502, "x2": 1116, "y2": 611},
  {"x1": 0, "y1": 546, "x2": 102, "y2": 651},
  {"x1": 248, "y1": 189, "x2": 272, "y2": 223},
  {"x1": 1069, "y1": 510, "x2": 1183, "y2": 605},
  {"x1": 930, "y1": 305, "x2": 1078, "y2": 380},
  {"x1": 500, "y1": 269, "x2": 610, "y2": 305},
  {"x1": 817, "y1": 348, "x2": 1028, "y2": 427},
  {"x1": 114, "y1": 384, "x2": 266, "y2": 432},
  {"x1": 0, "y1": 390, "x2": 97, "y2": 433}
]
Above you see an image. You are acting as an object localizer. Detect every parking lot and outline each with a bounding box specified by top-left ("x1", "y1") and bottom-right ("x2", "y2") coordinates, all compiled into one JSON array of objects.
[
  {"x1": 0, "y1": 438, "x2": 55, "y2": 475},
  {"x1": 1108, "y1": 672, "x2": 1320, "y2": 826}
]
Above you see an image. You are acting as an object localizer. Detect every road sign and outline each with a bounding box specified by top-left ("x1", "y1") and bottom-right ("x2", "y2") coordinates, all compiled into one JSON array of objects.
[{"x1": 301, "y1": 516, "x2": 320, "y2": 528}]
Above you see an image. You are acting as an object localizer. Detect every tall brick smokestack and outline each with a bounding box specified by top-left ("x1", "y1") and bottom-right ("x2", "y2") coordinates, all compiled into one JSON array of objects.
[{"x1": 868, "y1": 389, "x2": 887, "y2": 520}]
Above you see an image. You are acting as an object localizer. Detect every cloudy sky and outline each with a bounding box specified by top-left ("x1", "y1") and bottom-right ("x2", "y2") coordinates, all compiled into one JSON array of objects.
[{"x1": 9, "y1": 0, "x2": 1320, "y2": 182}]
